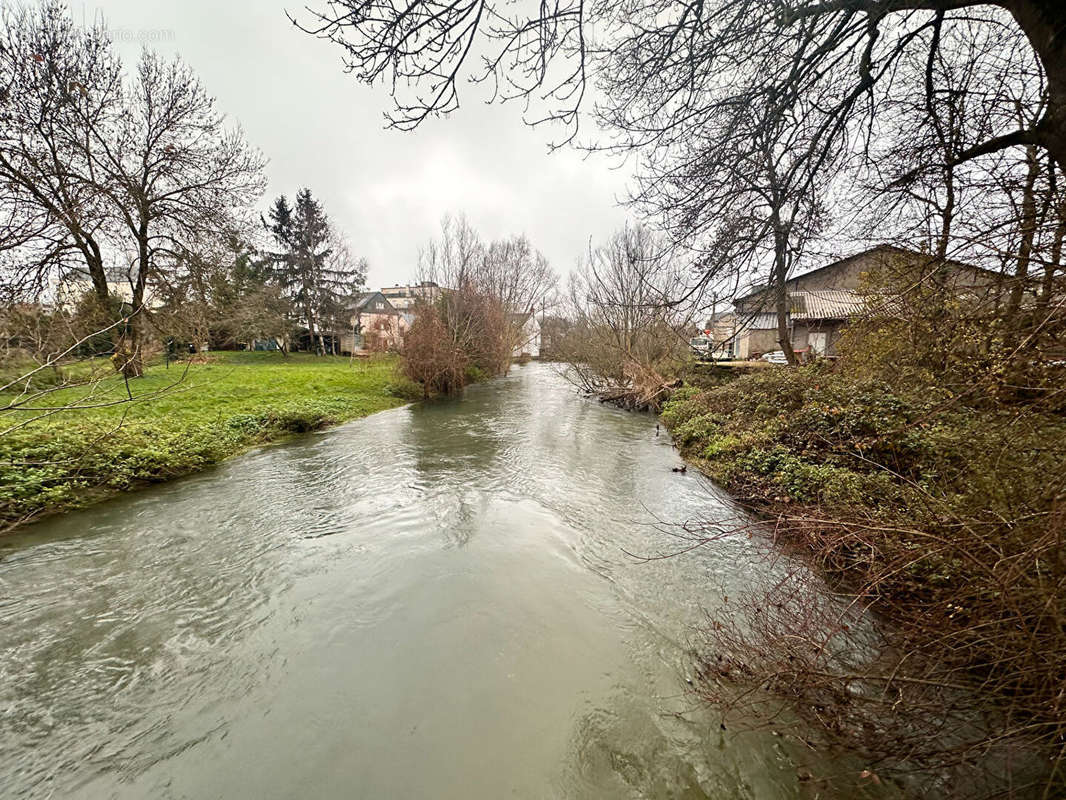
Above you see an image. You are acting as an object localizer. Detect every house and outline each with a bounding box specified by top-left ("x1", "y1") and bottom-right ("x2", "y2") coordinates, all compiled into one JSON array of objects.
[
  {"x1": 698, "y1": 310, "x2": 739, "y2": 359},
  {"x1": 732, "y1": 290, "x2": 867, "y2": 359},
  {"x1": 729, "y1": 245, "x2": 996, "y2": 359},
  {"x1": 50, "y1": 270, "x2": 165, "y2": 313},
  {"x1": 381, "y1": 281, "x2": 442, "y2": 328},
  {"x1": 340, "y1": 291, "x2": 406, "y2": 353},
  {"x1": 510, "y1": 312, "x2": 541, "y2": 358}
]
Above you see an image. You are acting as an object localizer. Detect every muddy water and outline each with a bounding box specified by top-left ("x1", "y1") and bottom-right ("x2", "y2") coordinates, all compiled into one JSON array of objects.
[{"x1": 1, "y1": 363, "x2": 843, "y2": 798}]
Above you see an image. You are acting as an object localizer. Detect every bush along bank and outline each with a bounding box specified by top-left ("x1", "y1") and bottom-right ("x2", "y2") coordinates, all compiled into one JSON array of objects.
[{"x1": 661, "y1": 364, "x2": 1066, "y2": 794}]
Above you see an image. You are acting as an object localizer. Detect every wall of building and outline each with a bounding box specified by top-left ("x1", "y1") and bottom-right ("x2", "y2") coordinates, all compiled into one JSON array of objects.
[
  {"x1": 791, "y1": 321, "x2": 847, "y2": 356},
  {"x1": 349, "y1": 311, "x2": 405, "y2": 351},
  {"x1": 737, "y1": 328, "x2": 779, "y2": 359}
]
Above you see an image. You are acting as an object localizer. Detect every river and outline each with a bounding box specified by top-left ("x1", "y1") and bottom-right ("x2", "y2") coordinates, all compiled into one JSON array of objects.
[{"x1": 1, "y1": 363, "x2": 855, "y2": 798}]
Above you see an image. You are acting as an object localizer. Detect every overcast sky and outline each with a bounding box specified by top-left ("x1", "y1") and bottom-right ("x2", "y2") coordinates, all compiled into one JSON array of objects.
[{"x1": 81, "y1": 0, "x2": 634, "y2": 290}]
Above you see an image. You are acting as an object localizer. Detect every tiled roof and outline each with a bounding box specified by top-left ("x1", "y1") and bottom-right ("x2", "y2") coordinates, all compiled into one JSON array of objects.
[
  {"x1": 790, "y1": 290, "x2": 865, "y2": 320},
  {"x1": 740, "y1": 313, "x2": 779, "y2": 330},
  {"x1": 351, "y1": 292, "x2": 399, "y2": 314}
]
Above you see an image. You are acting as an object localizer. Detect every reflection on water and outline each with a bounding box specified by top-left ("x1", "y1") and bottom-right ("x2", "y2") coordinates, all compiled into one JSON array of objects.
[{"x1": 1, "y1": 364, "x2": 847, "y2": 798}]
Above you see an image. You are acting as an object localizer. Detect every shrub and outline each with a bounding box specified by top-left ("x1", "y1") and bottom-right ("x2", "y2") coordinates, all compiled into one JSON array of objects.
[
  {"x1": 664, "y1": 363, "x2": 1066, "y2": 794},
  {"x1": 384, "y1": 375, "x2": 425, "y2": 402},
  {"x1": 464, "y1": 364, "x2": 489, "y2": 384}
]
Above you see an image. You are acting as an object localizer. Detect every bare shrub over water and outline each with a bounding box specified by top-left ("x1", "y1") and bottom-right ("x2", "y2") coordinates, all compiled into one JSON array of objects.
[
  {"x1": 400, "y1": 215, "x2": 558, "y2": 395},
  {"x1": 557, "y1": 225, "x2": 691, "y2": 410}
]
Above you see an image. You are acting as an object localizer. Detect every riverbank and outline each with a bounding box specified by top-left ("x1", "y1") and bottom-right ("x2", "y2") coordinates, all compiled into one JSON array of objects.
[
  {"x1": 0, "y1": 352, "x2": 409, "y2": 530},
  {"x1": 661, "y1": 364, "x2": 1066, "y2": 788}
]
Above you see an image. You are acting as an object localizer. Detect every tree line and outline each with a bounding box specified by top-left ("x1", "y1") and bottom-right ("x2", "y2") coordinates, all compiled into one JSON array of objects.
[
  {"x1": 0, "y1": 1, "x2": 367, "y2": 383},
  {"x1": 402, "y1": 214, "x2": 558, "y2": 395}
]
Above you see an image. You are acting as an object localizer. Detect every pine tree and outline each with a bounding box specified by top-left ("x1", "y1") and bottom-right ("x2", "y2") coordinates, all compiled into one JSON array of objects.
[{"x1": 264, "y1": 189, "x2": 366, "y2": 353}]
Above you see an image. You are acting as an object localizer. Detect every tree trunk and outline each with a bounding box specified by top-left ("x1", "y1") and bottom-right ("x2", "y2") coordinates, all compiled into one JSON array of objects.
[
  {"x1": 1040, "y1": 195, "x2": 1064, "y2": 310},
  {"x1": 772, "y1": 229, "x2": 798, "y2": 366},
  {"x1": 1005, "y1": 144, "x2": 1040, "y2": 344},
  {"x1": 305, "y1": 303, "x2": 317, "y2": 354},
  {"x1": 1008, "y1": 1, "x2": 1066, "y2": 168},
  {"x1": 115, "y1": 226, "x2": 150, "y2": 379},
  {"x1": 116, "y1": 315, "x2": 145, "y2": 378},
  {"x1": 774, "y1": 278, "x2": 795, "y2": 365},
  {"x1": 83, "y1": 239, "x2": 110, "y2": 303}
]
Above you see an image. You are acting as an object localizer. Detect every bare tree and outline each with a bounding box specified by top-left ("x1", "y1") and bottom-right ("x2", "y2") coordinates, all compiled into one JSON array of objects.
[
  {"x1": 561, "y1": 225, "x2": 689, "y2": 408},
  {"x1": 0, "y1": 0, "x2": 122, "y2": 303},
  {"x1": 417, "y1": 214, "x2": 558, "y2": 368},
  {"x1": 480, "y1": 234, "x2": 556, "y2": 314},
  {"x1": 1, "y1": 4, "x2": 266, "y2": 376},
  {"x1": 416, "y1": 212, "x2": 484, "y2": 287},
  {"x1": 294, "y1": 1, "x2": 1066, "y2": 167},
  {"x1": 84, "y1": 51, "x2": 266, "y2": 375}
]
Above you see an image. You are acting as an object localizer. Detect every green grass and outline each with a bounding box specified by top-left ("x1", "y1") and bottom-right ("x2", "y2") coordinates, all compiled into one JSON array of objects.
[
  {"x1": 661, "y1": 366, "x2": 1066, "y2": 526},
  {"x1": 0, "y1": 351, "x2": 408, "y2": 528}
]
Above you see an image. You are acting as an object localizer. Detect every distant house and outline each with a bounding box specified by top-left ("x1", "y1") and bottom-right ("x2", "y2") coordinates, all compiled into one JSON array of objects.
[
  {"x1": 510, "y1": 312, "x2": 541, "y2": 358},
  {"x1": 341, "y1": 291, "x2": 406, "y2": 353},
  {"x1": 729, "y1": 245, "x2": 996, "y2": 359},
  {"x1": 51, "y1": 270, "x2": 165, "y2": 313},
  {"x1": 699, "y1": 310, "x2": 738, "y2": 359},
  {"x1": 380, "y1": 281, "x2": 442, "y2": 328}
]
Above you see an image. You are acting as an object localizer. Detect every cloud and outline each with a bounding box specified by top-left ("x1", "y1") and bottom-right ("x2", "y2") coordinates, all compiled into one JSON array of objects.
[{"x1": 85, "y1": 0, "x2": 633, "y2": 289}]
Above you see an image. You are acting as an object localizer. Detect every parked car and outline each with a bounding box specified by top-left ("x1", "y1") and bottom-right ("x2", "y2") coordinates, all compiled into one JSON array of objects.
[{"x1": 761, "y1": 350, "x2": 789, "y2": 365}]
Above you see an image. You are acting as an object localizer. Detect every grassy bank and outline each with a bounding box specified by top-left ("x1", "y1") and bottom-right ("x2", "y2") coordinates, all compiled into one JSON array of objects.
[
  {"x1": 662, "y1": 365, "x2": 1066, "y2": 524},
  {"x1": 661, "y1": 364, "x2": 1066, "y2": 789},
  {"x1": 0, "y1": 352, "x2": 409, "y2": 529}
]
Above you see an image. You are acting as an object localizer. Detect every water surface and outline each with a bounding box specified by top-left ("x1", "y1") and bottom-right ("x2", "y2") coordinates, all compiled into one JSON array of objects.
[{"x1": 2, "y1": 363, "x2": 825, "y2": 798}]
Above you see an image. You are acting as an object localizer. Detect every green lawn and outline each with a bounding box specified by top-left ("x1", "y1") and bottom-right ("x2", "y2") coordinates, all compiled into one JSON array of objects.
[{"x1": 0, "y1": 352, "x2": 410, "y2": 528}]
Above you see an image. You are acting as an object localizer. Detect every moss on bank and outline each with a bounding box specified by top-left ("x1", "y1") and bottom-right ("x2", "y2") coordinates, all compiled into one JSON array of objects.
[{"x1": 0, "y1": 352, "x2": 407, "y2": 528}]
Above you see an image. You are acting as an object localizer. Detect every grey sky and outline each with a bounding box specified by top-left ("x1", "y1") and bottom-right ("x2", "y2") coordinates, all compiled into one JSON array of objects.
[{"x1": 81, "y1": 0, "x2": 633, "y2": 290}]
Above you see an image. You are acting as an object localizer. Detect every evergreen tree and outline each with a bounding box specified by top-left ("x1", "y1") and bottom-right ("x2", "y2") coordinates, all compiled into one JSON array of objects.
[{"x1": 264, "y1": 189, "x2": 366, "y2": 353}]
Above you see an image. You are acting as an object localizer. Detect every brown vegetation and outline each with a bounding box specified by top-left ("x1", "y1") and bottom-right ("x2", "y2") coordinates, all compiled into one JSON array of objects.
[
  {"x1": 661, "y1": 271, "x2": 1066, "y2": 796},
  {"x1": 399, "y1": 215, "x2": 558, "y2": 396},
  {"x1": 400, "y1": 300, "x2": 468, "y2": 396}
]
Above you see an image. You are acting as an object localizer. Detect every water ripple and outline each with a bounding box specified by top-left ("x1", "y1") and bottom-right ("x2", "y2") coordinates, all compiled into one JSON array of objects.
[{"x1": 1, "y1": 364, "x2": 846, "y2": 800}]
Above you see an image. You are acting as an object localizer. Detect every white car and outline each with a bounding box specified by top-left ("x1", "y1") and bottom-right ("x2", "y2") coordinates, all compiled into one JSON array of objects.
[{"x1": 760, "y1": 350, "x2": 789, "y2": 364}]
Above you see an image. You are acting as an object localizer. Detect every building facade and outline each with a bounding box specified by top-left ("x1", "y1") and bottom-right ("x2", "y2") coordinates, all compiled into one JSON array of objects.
[
  {"x1": 728, "y1": 245, "x2": 996, "y2": 359},
  {"x1": 341, "y1": 291, "x2": 406, "y2": 353},
  {"x1": 380, "y1": 282, "x2": 442, "y2": 328}
]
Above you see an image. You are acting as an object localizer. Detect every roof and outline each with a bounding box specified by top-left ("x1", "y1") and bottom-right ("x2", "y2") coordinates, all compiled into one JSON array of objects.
[
  {"x1": 790, "y1": 290, "x2": 865, "y2": 320},
  {"x1": 733, "y1": 290, "x2": 864, "y2": 330},
  {"x1": 381, "y1": 281, "x2": 440, "y2": 296},
  {"x1": 350, "y1": 291, "x2": 399, "y2": 314},
  {"x1": 735, "y1": 244, "x2": 991, "y2": 303},
  {"x1": 739, "y1": 313, "x2": 779, "y2": 330}
]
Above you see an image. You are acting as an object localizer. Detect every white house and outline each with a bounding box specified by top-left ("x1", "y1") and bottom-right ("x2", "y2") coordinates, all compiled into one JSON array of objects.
[{"x1": 511, "y1": 312, "x2": 541, "y2": 358}]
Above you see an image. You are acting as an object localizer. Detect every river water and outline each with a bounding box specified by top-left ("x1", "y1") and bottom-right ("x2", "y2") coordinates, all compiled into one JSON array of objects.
[{"x1": 1, "y1": 363, "x2": 846, "y2": 798}]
